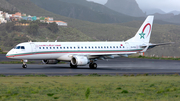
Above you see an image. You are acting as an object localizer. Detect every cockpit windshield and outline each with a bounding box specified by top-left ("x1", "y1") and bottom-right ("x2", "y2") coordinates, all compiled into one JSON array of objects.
[
  {"x1": 14, "y1": 46, "x2": 25, "y2": 49},
  {"x1": 21, "y1": 46, "x2": 25, "y2": 49}
]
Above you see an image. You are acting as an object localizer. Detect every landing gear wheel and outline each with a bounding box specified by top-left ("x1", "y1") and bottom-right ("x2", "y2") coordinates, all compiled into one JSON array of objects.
[
  {"x1": 22, "y1": 60, "x2": 28, "y2": 69},
  {"x1": 89, "y1": 63, "x2": 92, "y2": 68},
  {"x1": 70, "y1": 63, "x2": 77, "y2": 68},
  {"x1": 22, "y1": 64, "x2": 27, "y2": 68},
  {"x1": 89, "y1": 63, "x2": 97, "y2": 69}
]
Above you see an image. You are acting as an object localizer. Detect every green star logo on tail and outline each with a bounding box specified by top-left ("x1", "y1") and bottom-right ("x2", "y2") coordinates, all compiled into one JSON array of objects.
[{"x1": 139, "y1": 32, "x2": 145, "y2": 39}]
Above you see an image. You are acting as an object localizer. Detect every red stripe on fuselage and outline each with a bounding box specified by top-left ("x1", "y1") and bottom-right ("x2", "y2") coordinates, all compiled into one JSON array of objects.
[{"x1": 7, "y1": 50, "x2": 142, "y2": 58}]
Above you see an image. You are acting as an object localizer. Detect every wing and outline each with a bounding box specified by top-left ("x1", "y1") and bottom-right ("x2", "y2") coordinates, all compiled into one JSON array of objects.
[{"x1": 71, "y1": 52, "x2": 137, "y2": 60}]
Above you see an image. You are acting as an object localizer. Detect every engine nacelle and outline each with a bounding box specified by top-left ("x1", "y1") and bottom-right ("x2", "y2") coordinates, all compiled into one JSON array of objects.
[
  {"x1": 42, "y1": 60, "x2": 59, "y2": 64},
  {"x1": 71, "y1": 56, "x2": 89, "y2": 66}
]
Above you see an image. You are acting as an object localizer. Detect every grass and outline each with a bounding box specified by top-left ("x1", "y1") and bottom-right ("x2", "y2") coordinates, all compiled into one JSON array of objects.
[
  {"x1": 0, "y1": 52, "x2": 7, "y2": 54},
  {"x1": 0, "y1": 75, "x2": 180, "y2": 100}
]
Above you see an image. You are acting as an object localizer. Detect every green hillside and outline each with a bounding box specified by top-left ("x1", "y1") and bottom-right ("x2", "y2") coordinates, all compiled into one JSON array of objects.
[
  {"x1": 58, "y1": 0, "x2": 139, "y2": 17},
  {"x1": 167, "y1": 14, "x2": 180, "y2": 24},
  {"x1": 0, "y1": 22, "x2": 93, "y2": 50},
  {"x1": 30, "y1": 0, "x2": 138, "y2": 23},
  {"x1": 105, "y1": 0, "x2": 145, "y2": 17},
  {"x1": 0, "y1": 0, "x2": 18, "y2": 12},
  {"x1": 0, "y1": 0, "x2": 179, "y2": 56}
]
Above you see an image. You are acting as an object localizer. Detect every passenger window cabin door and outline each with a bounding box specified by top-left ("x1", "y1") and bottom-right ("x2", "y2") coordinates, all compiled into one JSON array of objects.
[
  {"x1": 30, "y1": 43, "x2": 36, "y2": 53},
  {"x1": 125, "y1": 42, "x2": 130, "y2": 49}
]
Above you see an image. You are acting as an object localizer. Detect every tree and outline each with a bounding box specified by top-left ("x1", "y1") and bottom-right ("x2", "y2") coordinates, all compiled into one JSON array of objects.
[
  {"x1": 5, "y1": 22, "x2": 22, "y2": 32},
  {"x1": 26, "y1": 23, "x2": 39, "y2": 35},
  {"x1": 5, "y1": 22, "x2": 15, "y2": 32},
  {"x1": 47, "y1": 22, "x2": 59, "y2": 33}
]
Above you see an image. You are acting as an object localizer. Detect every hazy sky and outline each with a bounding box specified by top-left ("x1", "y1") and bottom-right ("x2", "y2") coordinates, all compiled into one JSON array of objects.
[{"x1": 87, "y1": 0, "x2": 180, "y2": 12}]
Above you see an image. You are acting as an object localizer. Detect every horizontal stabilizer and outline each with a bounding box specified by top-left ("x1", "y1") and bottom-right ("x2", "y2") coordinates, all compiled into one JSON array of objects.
[{"x1": 140, "y1": 42, "x2": 174, "y2": 49}]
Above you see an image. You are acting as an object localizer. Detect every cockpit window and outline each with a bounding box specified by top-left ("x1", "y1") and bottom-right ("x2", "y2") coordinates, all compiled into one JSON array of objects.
[
  {"x1": 15, "y1": 46, "x2": 21, "y2": 49},
  {"x1": 14, "y1": 46, "x2": 25, "y2": 49},
  {"x1": 21, "y1": 46, "x2": 25, "y2": 49}
]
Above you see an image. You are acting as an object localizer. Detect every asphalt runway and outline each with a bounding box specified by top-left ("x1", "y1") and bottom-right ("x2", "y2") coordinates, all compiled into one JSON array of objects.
[{"x1": 0, "y1": 54, "x2": 180, "y2": 75}]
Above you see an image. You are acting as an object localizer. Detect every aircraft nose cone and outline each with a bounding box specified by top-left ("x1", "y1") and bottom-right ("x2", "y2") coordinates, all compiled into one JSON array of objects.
[
  {"x1": 6, "y1": 52, "x2": 10, "y2": 58},
  {"x1": 6, "y1": 50, "x2": 14, "y2": 59}
]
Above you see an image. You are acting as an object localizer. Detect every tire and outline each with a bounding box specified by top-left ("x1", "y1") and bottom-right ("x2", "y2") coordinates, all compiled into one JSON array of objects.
[
  {"x1": 89, "y1": 63, "x2": 97, "y2": 69},
  {"x1": 70, "y1": 63, "x2": 77, "y2": 68},
  {"x1": 89, "y1": 63, "x2": 92, "y2": 68},
  {"x1": 92, "y1": 63, "x2": 97, "y2": 69},
  {"x1": 22, "y1": 64, "x2": 27, "y2": 68}
]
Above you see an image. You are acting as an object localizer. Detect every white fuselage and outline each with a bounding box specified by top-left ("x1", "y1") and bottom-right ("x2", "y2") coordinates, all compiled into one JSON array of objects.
[{"x1": 6, "y1": 41, "x2": 143, "y2": 61}]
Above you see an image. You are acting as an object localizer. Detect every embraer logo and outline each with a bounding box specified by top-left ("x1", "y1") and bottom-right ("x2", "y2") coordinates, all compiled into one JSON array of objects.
[{"x1": 139, "y1": 23, "x2": 151, "y2": 39}]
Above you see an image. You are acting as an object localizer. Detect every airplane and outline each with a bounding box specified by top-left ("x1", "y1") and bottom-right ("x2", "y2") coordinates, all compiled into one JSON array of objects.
[{"x1": 6, "y1": 16, "x2": 171, "y2": 69}]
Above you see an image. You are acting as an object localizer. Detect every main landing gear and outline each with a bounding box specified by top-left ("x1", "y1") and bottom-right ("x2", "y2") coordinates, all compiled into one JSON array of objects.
[
  {"x1": 70, "y1": 63, "x2": 77, "y2": 68},
  {"x1": 89, "y1": 63, "x2": 97, "y2": 69},
  {"x1": 22, "y1": 60, "x2": 28, "y2": 68},
  {"x1": 70, "y1": 62, "x2": 97, "y2": 69}
]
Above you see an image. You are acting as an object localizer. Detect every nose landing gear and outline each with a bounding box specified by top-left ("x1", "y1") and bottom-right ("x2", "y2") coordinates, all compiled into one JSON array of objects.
[
  {"x1": 21, "y1": 60, "x2": 28, "y2": 68},
  {"x1": 22, "y1": 64, "x2": 27, "y2": 68}
]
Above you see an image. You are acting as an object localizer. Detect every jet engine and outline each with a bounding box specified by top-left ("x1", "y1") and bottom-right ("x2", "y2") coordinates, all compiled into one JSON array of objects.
[
  {"x1": 42, "y1": 60, "x2": 59, "y2": 64},
  {"x1": 71, "y1": 56, "x2": 89, "y2": 66}
]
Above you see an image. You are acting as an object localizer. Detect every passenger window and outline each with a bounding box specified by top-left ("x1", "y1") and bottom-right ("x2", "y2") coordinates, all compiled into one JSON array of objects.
[
  {"x1": 50, "y1": 47, "x2": 52, "y2": 49},
  {"x1": 60, "y1": 47, "x2": 62, "y2": 49},
  {"x1": 70, "y1": 47, "x2": 72, "y2": 49},
  {"x1": 101, "y1": 46, "x2": 103, "y2": 48},
  {"x1": 89, "y1": 47, "x2": 90, "y2": 49},
  {"x1": 63, "y1": 47, "x2": 65, "y2": 49},
  {"x1": 57, "y1": 47, "x2": 58, "y2": 49},
  {"x1": 43, "y1": 47, "x2": 45, "y2": 49},
  {"x1": 46, "y1": 47, "x2": 48, "y2": 49},
  {"x1": 104, "y1": 46, "x2": 106, "y2": 48},
  {"x1": 98, "y1": 46, "x2": 100, "y2": 48},
  {"x1": 92, "y1": 46, "x2": 94, "y2": 49},
  {"x1": 110, "y1": 46, "x2": 112, "y2": 48},
  {"x1": 107, "y1": 46, "x2": 109, "y2": 48},
  {"x1": 120, "y1": 46, "x2": 121, "y2": 48},
  {"x1": 95, "y1": 46, "x2": 97, "y2": 49},
  {"x1": 53, "y1": 47, "x2": 55, "y2": 49},
  {"x1": 74, "y1": 47, "x2": 76, "y2": 49},
  {"x1": 67, "y1": 47, "x2": 69, "y2": 49},
  {"x1": 85, "y1": 47, "x2": 87, "y2": 49},
  {"x1": 113, "y1": 46, "x2": 115, "y2": 48},
  {"x1": 116, "y1": 46, "x2": 118, "y2": 48},
  {"x1": 81, "y1": 47, "x2": 83, "y2": 49},
  {"x1": 39, "y1": 47, "x2": 41, "y2": 49}
]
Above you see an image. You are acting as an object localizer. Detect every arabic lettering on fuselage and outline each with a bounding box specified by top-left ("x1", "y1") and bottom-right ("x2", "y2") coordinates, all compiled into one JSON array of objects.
[{"x1": 39, "y1": 44, "x2": 61, "y2": 47}]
